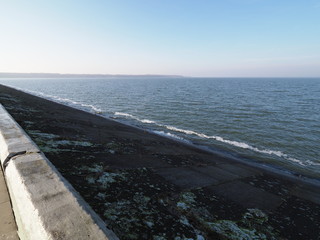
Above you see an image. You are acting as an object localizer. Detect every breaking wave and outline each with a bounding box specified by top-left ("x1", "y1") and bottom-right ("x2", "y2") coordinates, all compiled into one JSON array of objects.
[
  {"x1": 115, "y1": 112, "x2": 156, "y2": 124},
  {"x1": 153, "y1": 131, "x2": 188, "y2": 142},
  {"x1": 8, "y1": 85, "x2": 103, "y2": 114},
  {"x1": 114, "y1": 111, "x2": 312, "y2": 167}
]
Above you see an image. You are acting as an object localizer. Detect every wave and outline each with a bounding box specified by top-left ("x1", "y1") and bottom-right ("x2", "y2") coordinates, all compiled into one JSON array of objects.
[
  {"x1": 164, "y1": 125, "x2": 307, "y2": 165},
  {"x1": 153, "y1": 131, "x2": 188, "y2": 142},
  {"x1": 114, "y1": 111, "x2": 314, "y2": 167},
  {"x1": 7, "y1": 85, "x2": 103, "y2": 114},
  {"x1": 78, "y1": 103, "x2": 102, "y2": 113},
  {"x1": 114, "y1": 112, "x2": 156, "y2": 124}
]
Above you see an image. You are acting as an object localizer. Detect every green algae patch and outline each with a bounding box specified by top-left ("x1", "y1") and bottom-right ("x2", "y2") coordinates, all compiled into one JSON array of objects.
[
  {"x1": 67, "y1": 167, "x2": 202, "y2": 240},
  {"x1": 26, "y1": 130, "x2": 94, "y2": 153},
  {"x1": 208, "y1": 220, "x2": 267, "y2": 240},
  {"x1": 205, "y1": 208, "x2": 278, "y2": 240},
  {"x1": 242, "y1": 209, "x2": 268, "y2": 227},
  {"x1": 104, "y1": 140, "x2": 145, "y2": 155},
  {"x1": 161, "y1": 189, "x2": 279, "y2": 240},
  {"x1": 177, "y1": 192, "x2": 197, "y2": 210}
]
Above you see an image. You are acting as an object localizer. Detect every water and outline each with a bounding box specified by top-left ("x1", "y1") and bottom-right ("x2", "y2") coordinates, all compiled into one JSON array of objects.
[{"x1": 1, "y1": 77, "x2": 319, "y2": 179}]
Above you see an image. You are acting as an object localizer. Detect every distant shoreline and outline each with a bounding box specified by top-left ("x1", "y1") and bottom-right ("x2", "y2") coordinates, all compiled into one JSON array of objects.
[
  {"x1": 1, "y1": 72, "x2": 319, "y2": 79},
  {"x1": 0, "y1": 72, "x2": 184, "y2": 78}
]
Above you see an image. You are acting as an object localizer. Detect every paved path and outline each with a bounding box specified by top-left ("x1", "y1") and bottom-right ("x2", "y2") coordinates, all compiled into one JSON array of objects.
[{"x1": 0, "y1": 166, "x2": 19, "y2": 240}]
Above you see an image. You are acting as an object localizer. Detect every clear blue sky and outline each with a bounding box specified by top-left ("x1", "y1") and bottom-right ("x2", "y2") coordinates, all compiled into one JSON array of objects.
[{"x1": 1, "y1": 0, "x2": 319, "y2": 77}]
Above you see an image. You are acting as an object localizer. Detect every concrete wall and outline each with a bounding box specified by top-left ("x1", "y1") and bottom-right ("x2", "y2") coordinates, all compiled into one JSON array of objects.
[{"x1": 0, "y1": 104, "x2": 118, "y2": 240}]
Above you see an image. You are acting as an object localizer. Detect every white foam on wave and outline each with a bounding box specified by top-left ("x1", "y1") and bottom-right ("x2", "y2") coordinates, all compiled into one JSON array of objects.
[
  {"x1": 5, "y1": 85, "x2": 103, "y2": 114},
  {"x1": 153, "y1": 131, "x2": 187, "y2": 142},
  {"x1": 306, "y1": 160, "x2": 320, "y2": 166},
  {"x1": 141, "y1": 119, "x2": 156, "y2": 124},
  {"x1": 113, "y1": 111, "x2": 312, "y2": 167},
  {"x1": 163, "y1": 125, "x2": 310, "y2": 166},
  {"x1": 114, "y1": 112, "x2": 135, "y2": 118},
  {"x1": 114, "y1": 112, "x2": 156, "y2": 124},
  {"x1": 79, "y1": 103, "x2": 102, "y2": 113}
]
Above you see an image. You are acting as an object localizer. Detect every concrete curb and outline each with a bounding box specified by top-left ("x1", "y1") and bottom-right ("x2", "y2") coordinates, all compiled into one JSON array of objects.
[{"x1": 0, "y1": 104, "x2": 118, "y2": 240}]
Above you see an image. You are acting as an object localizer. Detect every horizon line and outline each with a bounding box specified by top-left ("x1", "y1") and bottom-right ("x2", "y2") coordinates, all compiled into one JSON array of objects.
[{"x1": 0, "y1": 72, "x2": 319, "y2": 79}]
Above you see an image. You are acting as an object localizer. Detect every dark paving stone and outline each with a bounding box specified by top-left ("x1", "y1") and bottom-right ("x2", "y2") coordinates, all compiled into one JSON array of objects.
[
  {"x1": 292, "y1": 185, "x2": 320, "y2": 205},
  {"x1": 103, "y1": 155, "x2": 172, "y2": 169},
  {"x1": 208, "y1": 181, "x2": 283, "y2": 210},
  {"x1": 191, "y1": 165, "x2": 241, "y2": 184},
  {"x1": 215, "y1": 163, "x2": 258, "y2": 178},
  {"x1": 155, "y1": 167, "x2": 219, "y2": 189},
  {"x1": 269, "y1": 196, "x2": 320, "y2": 240},
  {"x1": 242, "y1": 174, "x2": 293, "y2": 197}
]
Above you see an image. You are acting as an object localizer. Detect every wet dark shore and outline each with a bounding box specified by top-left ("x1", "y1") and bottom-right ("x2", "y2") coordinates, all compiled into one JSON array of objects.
[{"x1": 0, "y1": 84, "x2": 319, "y2": 240}]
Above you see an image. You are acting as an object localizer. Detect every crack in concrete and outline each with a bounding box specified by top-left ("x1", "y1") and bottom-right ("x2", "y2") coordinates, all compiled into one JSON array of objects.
[{"x1": 3, "y1": 151, "x2": 40, "y2": 171}]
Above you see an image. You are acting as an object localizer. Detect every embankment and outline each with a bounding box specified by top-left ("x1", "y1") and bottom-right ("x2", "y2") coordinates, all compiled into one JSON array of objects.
[{"x1": 0, "y1": 104, "x2": 118, "y2": 240}]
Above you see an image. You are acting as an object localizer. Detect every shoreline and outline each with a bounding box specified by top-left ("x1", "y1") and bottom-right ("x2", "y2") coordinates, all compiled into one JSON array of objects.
[
  {"x1": 2, "y1": 78, "x2": 319, "y2": 181},
  {"x1": 1, "y1": 83, "x2": 319, "y2": 186},
  {"x1": 1, "y1": 83, "x2": 319, "y2": 239}
]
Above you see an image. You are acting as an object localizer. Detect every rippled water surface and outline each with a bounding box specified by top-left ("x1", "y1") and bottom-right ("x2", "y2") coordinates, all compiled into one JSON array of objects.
[{"x1": 1, "y1": 77, "x2": 319, "y2": 178}]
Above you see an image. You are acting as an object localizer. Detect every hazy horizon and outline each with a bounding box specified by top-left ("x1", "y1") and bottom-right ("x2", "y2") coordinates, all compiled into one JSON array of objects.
[
  {"x1": 1, "y1": 72, "x2": 320, "y2": 79},
  {"x1": 1, "y1": 1, "x2": 320, "y2": 77}
]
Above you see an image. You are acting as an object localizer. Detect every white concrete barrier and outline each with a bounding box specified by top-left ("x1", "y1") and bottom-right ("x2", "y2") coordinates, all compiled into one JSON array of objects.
[{"x1": 0, "y1": 104, "x2": 118, "y2": 240}]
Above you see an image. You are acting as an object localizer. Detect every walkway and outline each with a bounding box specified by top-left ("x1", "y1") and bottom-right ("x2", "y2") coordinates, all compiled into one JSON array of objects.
[{"x1": 0, "y1": 165, "x2": 19, "y2": 240}]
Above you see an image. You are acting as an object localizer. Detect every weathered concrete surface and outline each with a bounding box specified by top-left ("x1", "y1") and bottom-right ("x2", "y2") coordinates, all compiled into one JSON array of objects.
[
  {"x1": 0, "y1": 165, "x2": 19, "y2": 240},
  {"x1": 0, "y1": 104, "x2": 118, "y2": 240}
]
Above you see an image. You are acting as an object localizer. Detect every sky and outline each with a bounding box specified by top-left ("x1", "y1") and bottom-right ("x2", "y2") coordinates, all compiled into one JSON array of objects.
[{"x1": 0, "y1": 0, "x2": 320, "y2": 77}]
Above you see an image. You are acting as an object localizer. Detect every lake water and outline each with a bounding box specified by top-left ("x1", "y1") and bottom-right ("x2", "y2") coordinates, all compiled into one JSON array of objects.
[{"x1": 1, "y1": 77, "x2": 319, "y2": 179}]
